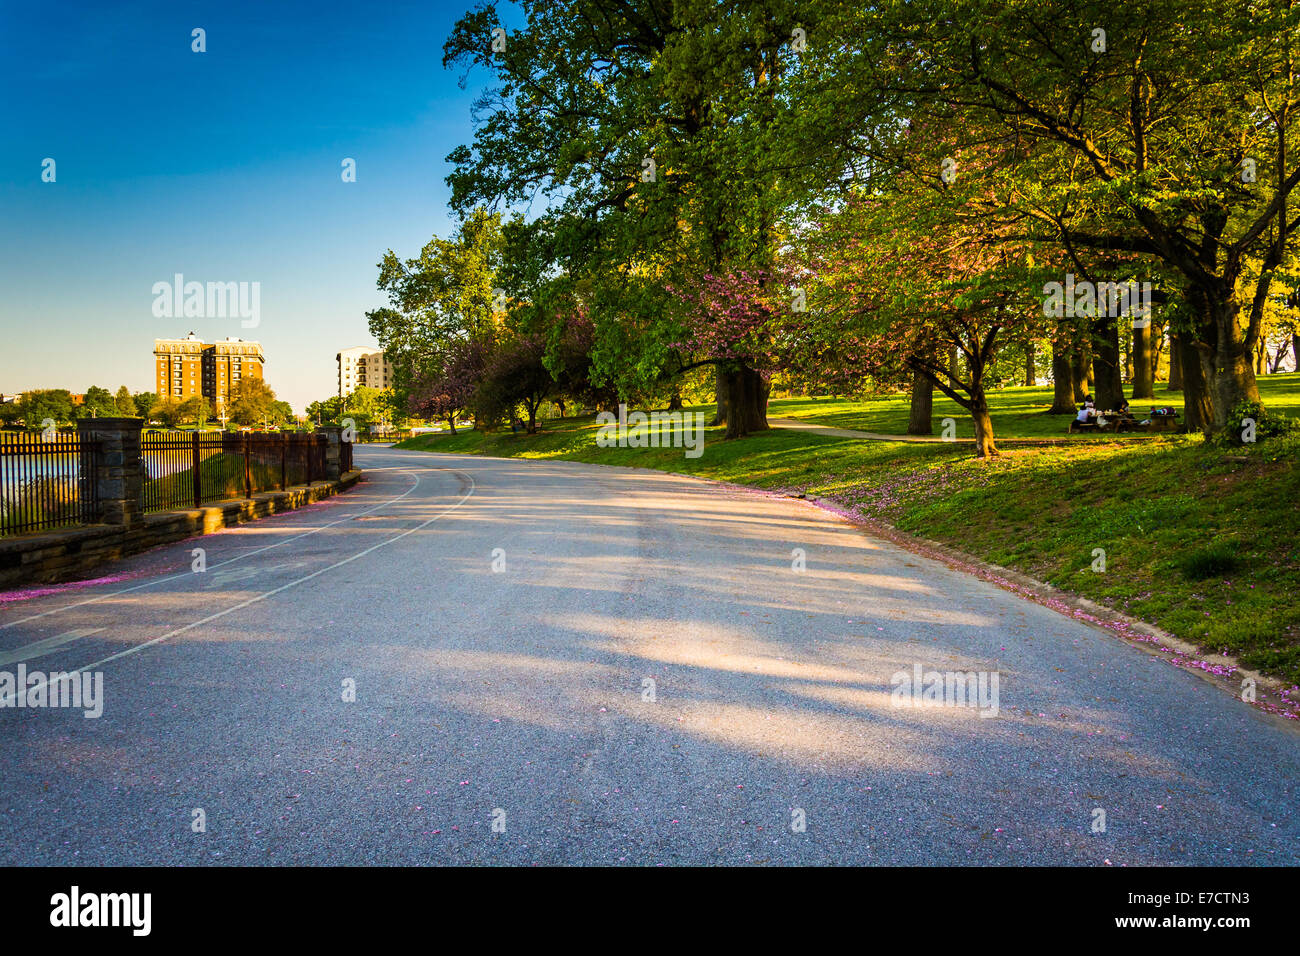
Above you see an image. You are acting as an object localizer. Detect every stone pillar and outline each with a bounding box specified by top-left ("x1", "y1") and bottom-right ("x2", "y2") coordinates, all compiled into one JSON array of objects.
[
  {"x1": 77, "y1": 417, "x2": 145, "y2": 527},
  {"x1": 316, "y1": 426, "x2": 343, "y2": 481}
]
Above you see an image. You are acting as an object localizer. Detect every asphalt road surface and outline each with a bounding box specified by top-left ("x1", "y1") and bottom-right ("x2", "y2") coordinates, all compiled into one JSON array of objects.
[{"x1": 1, "y1": 445, "x2": 1296, "y2": 865}]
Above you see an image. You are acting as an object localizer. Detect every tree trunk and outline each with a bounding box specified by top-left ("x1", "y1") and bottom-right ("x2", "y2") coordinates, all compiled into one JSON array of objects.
[
  {"x1": 1071, "y1": 341, "x2": 1092, "y2": 401},
  {"x1": 1090, "y1": 317, "x2": 1125, "y2": 410},
  {"x1": 668, "y1": 388, "x2": 683, "y2": 412},
  {"x1": 709, "y1": 367, "x2": 727, "y2": 427},
  {"x1": 970, "y1": 387, "x2": 997, "y2": 458},
  {"x1": 1049, "y1": 329, "x2": 1077, "y2": 413},
  {"x1": 1131, "y1": 322, "x2": 1155, "y2": 399},
  {"x1": 1293, "y1": 333, "x2": 1300, "y2": 373},
  {"x1": 720, "y1": 364, "x2": 769, "y2": 439},
  {"x1": 1150, "y1": 325, "x2": 1164, "y2": 383},
  {"x1": 1210, "y1": 345, "x2": 1259, "y2": 427},
  {"x1": 1168, "y1": 334, "x2": 1183, "y2": 390},
  {"x1": 1195, "y1": 290, "x2": 1261, "y2": 428},
  {"x1": 447, "y1": 415, "x2": 457, "y2": 435},
  {"x1": 1178, "y1": 336, "x2": 1214, "y2": 433},
  {"x1": 906, "y1": 368, "x2": 933, "y2": 434},
  {"x1": 1023, "y1": 341, "x2": 1036, "y2": 386},
  {"x1": 949, "y1": 346, "x2": 961, "y2": 379}
]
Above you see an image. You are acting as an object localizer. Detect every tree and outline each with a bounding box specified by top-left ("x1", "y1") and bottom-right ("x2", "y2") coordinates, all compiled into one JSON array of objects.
[
  {"x1": 148, "y1": 397, "x2": 183, "y2": 428},
  {"x1": 306, "y1": 395, "x2": 345, "y2": 424},
  {"x1": 409, "y1": 336, "x2": 489, "y2": 433},
  {"x1": 367, "y1": 207, "x2": 505, "y2": 404},
  {"x1": 805, "y1": 168, "x2": 1043, "y2": 458},
  {"x1": 268, "y1": 401, "x2": 294, "y2": 427},
  {"x1": 228, "y1": 378, "x2": 277, "y2": 426},
  {"x1": 341, "y1": 386, "x2": 384, "y2": 422},
  {"x1": 114, "y1": 386, "x2": 137, "y2": 417},
  {"x1": 442, "y1": 0, "x2": 823, "y2": 437},
  {"x1": 79, "y1": 386, "x2": 118, "y2": 419},
  {"x1": 474, "y1": 333, "x2": 554, "y2": 433},
  {"x1": 133, "y1": 392, "x2": 157, "y2": 418},
  {"x1": 177, "y1": 395, "x2": 210, "y2": 426},
  {"x1": 17, "y1": 390, "x2": 74, "y2": 426},
  {"x1": 817, "y1": 0, "x2": 1300, "y2": 431}
]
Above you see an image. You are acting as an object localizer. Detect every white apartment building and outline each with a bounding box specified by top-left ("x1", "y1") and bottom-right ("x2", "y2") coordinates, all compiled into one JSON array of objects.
[{"x1": 336, "y1": 347, "x2": 392, "y2": 396}]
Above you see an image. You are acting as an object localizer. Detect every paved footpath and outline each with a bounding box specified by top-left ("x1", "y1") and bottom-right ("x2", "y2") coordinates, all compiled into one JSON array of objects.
[{"x1": 0, "y1": 445, "x2": 1295, "y2": 865}]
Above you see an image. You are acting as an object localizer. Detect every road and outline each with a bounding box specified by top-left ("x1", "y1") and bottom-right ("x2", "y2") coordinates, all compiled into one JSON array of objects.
[{"x1": 0, "y1": 445, "x2": 1296, "y2": 865}]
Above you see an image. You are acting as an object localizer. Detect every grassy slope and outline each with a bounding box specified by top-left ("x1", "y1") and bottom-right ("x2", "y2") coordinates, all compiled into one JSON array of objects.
[
  {"x1": 397, "y1": 391, "x2": 1300, "y2": 686},
  {"x1": 770, "y1": 372, "x2": 1300, "y2": 439}
]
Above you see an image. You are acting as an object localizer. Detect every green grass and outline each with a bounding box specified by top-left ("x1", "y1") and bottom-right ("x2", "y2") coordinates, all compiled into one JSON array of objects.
[
  {"x1": 144, "y1": 452, "x2": 281, "y2": 511},
  {"x1": 769, "y1": 372, "x2": 1300, "y2": 439},
  {"x1": 396, "y1": 385, "x2": 1300, "y2": 687}
]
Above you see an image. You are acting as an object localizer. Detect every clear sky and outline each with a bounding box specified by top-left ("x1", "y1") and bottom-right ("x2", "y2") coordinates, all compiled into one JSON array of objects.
[{"x1": 0, "y1": 0, "x2": 500, "y2": 413}]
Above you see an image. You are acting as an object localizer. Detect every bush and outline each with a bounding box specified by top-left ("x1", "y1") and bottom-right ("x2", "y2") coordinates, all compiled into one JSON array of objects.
[{"x1": 1217, "y1": 399, "x2": 1300, "y2": 446}]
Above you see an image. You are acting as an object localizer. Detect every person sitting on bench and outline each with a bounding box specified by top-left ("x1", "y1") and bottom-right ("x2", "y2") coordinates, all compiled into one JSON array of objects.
[{"x1": 1076, "y1": 396, "x2": 1096, "y2": 424}]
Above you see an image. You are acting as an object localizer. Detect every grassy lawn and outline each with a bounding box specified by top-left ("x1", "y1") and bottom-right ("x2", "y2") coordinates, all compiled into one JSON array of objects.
[
  {"x1": 396, "y1": 387, "x2": 1300, "y2": 689},
  {"x1": 770, "y1": 371, "x2": 1300, "y2": 439}
]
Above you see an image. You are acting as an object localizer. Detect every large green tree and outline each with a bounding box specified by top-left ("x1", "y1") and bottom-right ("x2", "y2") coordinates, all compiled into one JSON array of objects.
[
  {"x1": 367, "y1": 206, "x2": 505, "y2": 406},
  {"x1": 228, "y1": 378, "x2": 277, "y2": 426},
  {"x1": 812, "y1": 0, "x2": 1300, "y2": 431},
  {"x1": 442, "y1": 0, "x2": 820, "y2": 436}
]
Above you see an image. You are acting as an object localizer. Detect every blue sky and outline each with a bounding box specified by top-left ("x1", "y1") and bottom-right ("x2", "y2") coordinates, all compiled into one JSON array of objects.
[{"x1": 0, "y1": 0, "x2": 505, "y2": 412}]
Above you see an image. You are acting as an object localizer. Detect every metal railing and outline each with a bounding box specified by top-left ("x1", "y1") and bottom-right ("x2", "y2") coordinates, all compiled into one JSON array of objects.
[
  {"x1": 0, "y1": 431, "x2": 101, "y2": 536},
  {"x1": 354, "y1": 430, "x2": 412, "y2": 443},
  {"x1": 141, "y1": 432, "x2": 332, "y2": 513}
]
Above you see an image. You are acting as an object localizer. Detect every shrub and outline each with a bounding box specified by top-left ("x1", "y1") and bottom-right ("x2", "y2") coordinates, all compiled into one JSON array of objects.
[{"x1": 1217, "y1": 399, "x2": 1300, "y2": 446}]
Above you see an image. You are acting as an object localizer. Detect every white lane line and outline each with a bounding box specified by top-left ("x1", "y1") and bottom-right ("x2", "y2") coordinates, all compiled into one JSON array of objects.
[
  {"x1": 30, "y1": 471, "x2": 476, "y2": 691},
  {"x1": 0, "y1": 627, "x2": 106, "y2": 666},
  {"x1": 0, "y1": 468, "x2": 425, "y2": 632}
]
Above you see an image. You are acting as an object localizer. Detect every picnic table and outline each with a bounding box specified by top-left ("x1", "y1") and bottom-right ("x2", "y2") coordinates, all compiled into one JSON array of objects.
[{"x1": 1068, "y1": 408, "x2": 1179, "y2": 434}]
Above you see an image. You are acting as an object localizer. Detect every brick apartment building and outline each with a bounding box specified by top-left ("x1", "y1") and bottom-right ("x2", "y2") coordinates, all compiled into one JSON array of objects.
[{"x1": 153, "y1": 333, "x2": 265, "y2": 412}]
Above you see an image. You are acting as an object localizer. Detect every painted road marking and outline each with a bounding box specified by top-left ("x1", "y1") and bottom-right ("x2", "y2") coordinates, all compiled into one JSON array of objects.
[
  {"x1": 0, "y1": 462, "x2": 426, "y2": 631},
  {"x1": 35, "y1": 470, "x2": 476, "y2": 690},
  {"x1": 0, "y1": 627, "x2": 106, "y2": 667}
]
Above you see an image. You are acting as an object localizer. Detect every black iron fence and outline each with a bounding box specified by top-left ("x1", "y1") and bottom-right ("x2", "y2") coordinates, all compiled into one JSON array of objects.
[
  {"x1": 1, "y1": 428, "x2": 350, "y2": 533},
  {"x1": 354, "y1": 430, "x2": 412, "y2": 443},
  {"x1": 141, "y1": 431, "x2": 331, "y2": 513},
  {"x1": 0, "y1": 431, "x2": 101, "y2": 536}
]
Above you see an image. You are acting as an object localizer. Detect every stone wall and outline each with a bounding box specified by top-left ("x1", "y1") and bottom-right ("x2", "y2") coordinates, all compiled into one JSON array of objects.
[{"x1": 0, "y1": 419, "x2": 361, "y2": 589}]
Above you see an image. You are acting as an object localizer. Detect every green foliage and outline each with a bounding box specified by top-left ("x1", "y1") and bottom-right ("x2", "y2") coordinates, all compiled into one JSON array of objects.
[
  {"x1": 17, "y1": 389, "x2": 74, "y2": 426},
  {"x1": 228, "y1": 378, "x2": 277, "y2": 426},
  {"x1": 1217, "y1": 398, "x2": 1300, "y2": 446},
  {"x1": 133, "y1": 392, "x2": 157, "y2": 418},
  {"x1": 177, "y1": 395, "x2": 209, "y2": 425},
  {"x1": 79, "y1": 386, "x2": 119, "y2": 419},
  {"x1": 367, "y1": 206, "x2": 505, "y2": 403},
  {"x1": 148, "y1": 397, "x2": 183, "y2": 427}
]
